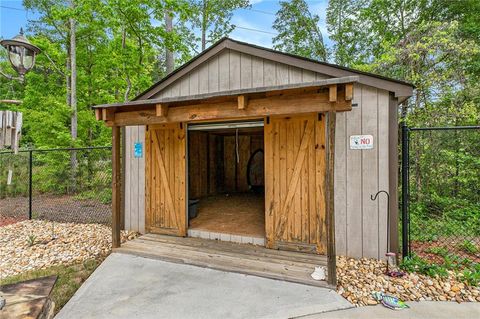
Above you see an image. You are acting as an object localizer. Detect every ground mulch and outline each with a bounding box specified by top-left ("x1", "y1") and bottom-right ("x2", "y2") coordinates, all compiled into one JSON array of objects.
[
  {"x1": 0, "y1": 215, "x2": 26, "y2": 227},
  {"x1": 411, "y1": 239, "x2": 480, "y2": 263}
]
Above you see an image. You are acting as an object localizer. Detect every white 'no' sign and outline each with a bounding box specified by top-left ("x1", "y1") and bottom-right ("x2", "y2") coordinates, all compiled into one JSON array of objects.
[{"x1": 350, "y1": 135, "x2": 374, "y2": 149}]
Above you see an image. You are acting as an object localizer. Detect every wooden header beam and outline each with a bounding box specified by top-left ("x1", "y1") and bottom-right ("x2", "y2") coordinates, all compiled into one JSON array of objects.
[{"x1": 101, "y1": 90, "x2": 352, "y2": 126}]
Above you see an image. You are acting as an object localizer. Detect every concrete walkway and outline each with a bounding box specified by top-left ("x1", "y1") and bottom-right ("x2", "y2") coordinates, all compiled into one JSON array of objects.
[
  {"x1": 302, "y1": 301, "x2": 480, "y2": 319},
  {"x1": 56, "y1": 253, "x2": 352, "y2": 319}
]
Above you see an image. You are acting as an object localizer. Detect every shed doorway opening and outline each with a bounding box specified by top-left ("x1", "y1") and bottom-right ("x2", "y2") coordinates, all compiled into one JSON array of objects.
[{"x1": 187, "y1": 121, "x2": 265, "y2": 245}]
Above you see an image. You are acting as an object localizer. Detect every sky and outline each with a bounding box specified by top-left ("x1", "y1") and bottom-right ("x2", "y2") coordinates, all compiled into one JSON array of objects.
[{"x1": 0, "y1": 0, "x2": 332, "y2": 48}]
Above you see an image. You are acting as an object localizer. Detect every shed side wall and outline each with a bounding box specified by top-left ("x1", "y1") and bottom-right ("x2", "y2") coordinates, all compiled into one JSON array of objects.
[
  {"x1": 124, "y1": 125, "x2": 146, "y2": 233},
  {"x1": 334, "y1": 84, "x2": 394, "y2": 259}
]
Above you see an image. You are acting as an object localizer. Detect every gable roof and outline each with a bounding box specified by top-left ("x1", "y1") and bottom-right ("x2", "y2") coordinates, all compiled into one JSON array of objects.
[{"x1": 134, "y1": 37, "x2": 413, "y2": 102}]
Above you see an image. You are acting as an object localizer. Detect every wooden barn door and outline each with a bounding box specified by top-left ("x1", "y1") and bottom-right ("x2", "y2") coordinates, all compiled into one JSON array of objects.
[
  {"x1": 264, "y1": 114, "x2": 326, "y2": 254},
  {"x1": 146, "y1": 123, "x2": 187, "y2": 236}
]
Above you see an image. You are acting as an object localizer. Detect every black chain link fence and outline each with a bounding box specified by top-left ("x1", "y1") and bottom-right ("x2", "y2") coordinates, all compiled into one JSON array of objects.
[
  {"x1": 0, "y1": 147, "x2": 112, "y2": 226},
  {"x1": 404, "y1": 126, "x2": 480, "y2": 264}
]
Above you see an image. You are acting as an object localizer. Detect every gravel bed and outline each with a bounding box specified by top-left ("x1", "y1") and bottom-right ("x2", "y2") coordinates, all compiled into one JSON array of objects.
[
  {"x1": 0, "y1": 220, "x2": 138, "y2": 278},
  {"x1": 337, "y1": 256, "x2": 480, "y2": 306}
]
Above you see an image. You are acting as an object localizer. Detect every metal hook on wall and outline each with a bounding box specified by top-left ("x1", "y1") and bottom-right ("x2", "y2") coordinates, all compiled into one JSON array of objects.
[{"x1": 371, "y1": 190, "x2": 391, "y2": 253}]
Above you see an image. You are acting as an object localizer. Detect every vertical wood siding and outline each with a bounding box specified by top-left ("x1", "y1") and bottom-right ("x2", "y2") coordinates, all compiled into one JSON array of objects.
[
  {"x1": 124, "y1": 126, "x2": 146, "y2": 233},
  {"x1": 334, "y1": 84, "x2": 392, "y2": 259},
  {"x1": 152, "y1": 49, "x2": 329, "y2": 99}
]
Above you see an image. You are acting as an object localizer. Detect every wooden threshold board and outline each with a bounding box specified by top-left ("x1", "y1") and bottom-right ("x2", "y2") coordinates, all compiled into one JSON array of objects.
[
  {"x1": 187, "y1": 229, "x2": 265, "y2": 246},
  {"x1": 115, "y1": 234, "x2": 330, "y2": 288}
]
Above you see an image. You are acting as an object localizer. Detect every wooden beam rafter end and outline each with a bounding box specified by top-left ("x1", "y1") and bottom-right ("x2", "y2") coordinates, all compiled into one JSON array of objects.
[
  {"x1": 156, "y1": 104, "x2": 169, "y2": 117},
  {"x1": 329, "y1": 85, "x2": 337, "y2": 103},
  {"x1": 345, "y1": 83, "x2": 354, "y2": 101},
  {"x1": 237, "y1": 95, "x2": 248, "y2": 110},
  {"x1": 102, "y1": 108, "x2": 115, "y2": 121}
]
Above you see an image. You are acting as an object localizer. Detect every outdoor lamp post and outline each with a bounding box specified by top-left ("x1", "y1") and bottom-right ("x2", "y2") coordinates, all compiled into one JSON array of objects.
[
  {"x1": 0, "y1": 28, "x2": 41, "y2": 82},
  {"x1": 0, "y1": 28, "x2": 40, "y2": 151}
]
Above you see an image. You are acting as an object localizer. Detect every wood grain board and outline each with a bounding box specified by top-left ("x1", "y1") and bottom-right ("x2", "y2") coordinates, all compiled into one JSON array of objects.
[
  {"x1": 265, "y1": 114, "x2": 327, "y2": 254},
  {"x1": 146, "y1": 123, "x2": 186, "y2": 236},
  {"x1": 115, "y1": 233, "x2": 330, "y2": 288}
]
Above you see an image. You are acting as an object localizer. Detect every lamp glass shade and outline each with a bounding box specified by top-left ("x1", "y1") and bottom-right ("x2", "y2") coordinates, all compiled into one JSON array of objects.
[
  {"x1": 1, "y1": 29, "x2": 40, "y2": 77},
  {"x1": 8, "y1": 45, "x2": 23, "y2": 71}
]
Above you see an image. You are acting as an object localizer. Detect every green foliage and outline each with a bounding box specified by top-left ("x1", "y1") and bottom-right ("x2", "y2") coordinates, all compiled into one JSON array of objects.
[
  {"x1": 76, "y1": 188, "x2": 112, "y2": 205},
  {"x1": 400, "y1": 253, "x2": 480, "y2": 284},
  {"x1": 400, "y1": 254, "x2": 449, "y2": 278},
  {"x1": 425, "y1": 246, "x2": 449, "y2": 257},
  {"x1": 461, "y1": 263, "x2": 480, "y2": 286},
  {"x1": 458, "y1": 240, "x2": 479, "y2": 255},
  {"x1": 26, "y1": 234, "x2": 37, "y2": 247},
  {"x1": 189, "y1": 0, "x2": 250, "y2": 50},
  {"x1": 272, "y1": 0, "x2": 327, "y2": 61}
]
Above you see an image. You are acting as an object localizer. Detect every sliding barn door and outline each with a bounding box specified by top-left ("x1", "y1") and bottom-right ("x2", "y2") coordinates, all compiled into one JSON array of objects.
[
  {"x1": 146, "y1": 123, "x2": 187, "y2": 236},
  {"x1": 264, "y1": 114, "x2": 327, "y2": 254}
]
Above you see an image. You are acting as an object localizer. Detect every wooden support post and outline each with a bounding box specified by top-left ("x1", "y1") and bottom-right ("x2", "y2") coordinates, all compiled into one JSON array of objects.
[
  {"x1": 345, "y1": 83, "x2": 353, "y2": 101},
  {"x1": 326, "y1": 111, "x2": 337, "y2": 286},
  {"x1": 156, "y1": 103, "x2": 169, "y2": 117},
  {"x1": 237, "y1": 95, "x2": 248, "y2": 110},
  {"x1": 329, "y1": 85, "x2": 337, "y2": 103},
  {"x1": 112, "y1": 125, "x2": 121, "y2": 248}
]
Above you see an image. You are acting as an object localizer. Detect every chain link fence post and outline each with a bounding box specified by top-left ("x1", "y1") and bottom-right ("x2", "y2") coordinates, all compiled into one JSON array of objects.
[{"x1": 28, "y1": 149, "x2": 33, "y2": 220}]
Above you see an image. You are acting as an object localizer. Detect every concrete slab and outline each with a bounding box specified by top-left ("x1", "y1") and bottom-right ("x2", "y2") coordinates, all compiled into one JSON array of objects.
[
  {"x1": 302, "y1": 301, "x2": 480, "y2": 319},
  {"x1": 56, "y1": 253, "x2": 352, "y2": 319}
]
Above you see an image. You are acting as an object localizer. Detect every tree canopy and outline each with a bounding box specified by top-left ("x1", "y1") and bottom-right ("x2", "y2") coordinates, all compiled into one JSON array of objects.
[{"x1": 0, "y1": 0, "x2": 478, "y2": 149}]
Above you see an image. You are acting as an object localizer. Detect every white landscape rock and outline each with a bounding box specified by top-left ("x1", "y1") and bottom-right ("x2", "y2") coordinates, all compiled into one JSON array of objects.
[
  {"x1": 336, "y1": 256, "x2": 480, "y2": 306},
  {"x1": 0, "y1": 220, "x2": 138, "y2": 278}
]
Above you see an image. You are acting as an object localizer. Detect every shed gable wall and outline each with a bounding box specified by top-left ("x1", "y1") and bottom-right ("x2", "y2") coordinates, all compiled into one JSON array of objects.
[{"x1": 151, "y1": 49, "x2": 330, "y2": 99}]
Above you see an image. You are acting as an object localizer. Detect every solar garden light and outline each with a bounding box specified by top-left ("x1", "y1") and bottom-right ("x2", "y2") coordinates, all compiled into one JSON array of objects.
[{"x1": 0, "y1": 28, "x2": 41, "y2": 82}]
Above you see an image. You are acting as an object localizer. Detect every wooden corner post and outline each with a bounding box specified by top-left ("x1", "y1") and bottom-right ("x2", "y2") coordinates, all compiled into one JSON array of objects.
[
  {"x1": 112, "y1": 125, "x2": 121, "y2": 248},
  {"x1": 326, "y1": 111, "x2": 337, "y2": 286}
]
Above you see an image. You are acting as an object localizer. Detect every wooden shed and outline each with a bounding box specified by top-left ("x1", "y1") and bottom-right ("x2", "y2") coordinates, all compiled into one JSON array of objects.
[{"x1": 94, "y1": 38, "x2": 413, "y2": 286}]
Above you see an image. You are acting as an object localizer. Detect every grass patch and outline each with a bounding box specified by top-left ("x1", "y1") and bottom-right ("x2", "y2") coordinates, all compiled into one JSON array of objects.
[{"x1": 0, "y1": 257, "x2": 105, "y2": 314}]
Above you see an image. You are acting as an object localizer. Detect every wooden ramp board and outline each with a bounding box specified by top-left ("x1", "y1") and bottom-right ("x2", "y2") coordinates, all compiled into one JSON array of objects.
[{"x1": 115, "y1": 234, "x2": 330, "y2": 288}]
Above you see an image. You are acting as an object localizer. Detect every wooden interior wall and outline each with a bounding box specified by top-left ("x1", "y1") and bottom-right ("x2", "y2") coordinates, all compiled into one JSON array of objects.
[
  {"x1": 264, "y1": 114, "x2": 326, "y2": 254},
  {"x1": 188, "y1": 131, "x2": 264, "y2": 198}
]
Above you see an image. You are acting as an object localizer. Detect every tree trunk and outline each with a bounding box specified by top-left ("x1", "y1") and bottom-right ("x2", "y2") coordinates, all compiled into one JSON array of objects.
[
  {"x1": 165, "y1": 10, "x2": 174, "y2": 74},
  {"x1": 122, "y1": 26, "x2": 131, "y2": 101},
  {"x1": 69, "y1": 1, "x2": 78, "y2": 192},
  {"x1": 201, "y1": 0, "x2": 207, "y2": 51}
]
